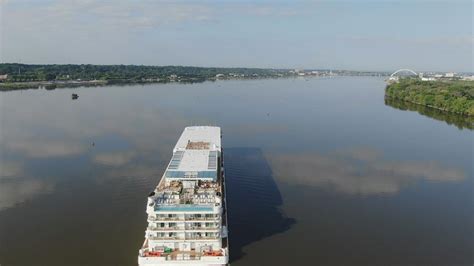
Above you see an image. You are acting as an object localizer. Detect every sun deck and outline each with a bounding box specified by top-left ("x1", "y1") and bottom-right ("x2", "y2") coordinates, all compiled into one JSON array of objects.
[{"x1": 152, "y1": 126, "x2": 223, "y2": 208}]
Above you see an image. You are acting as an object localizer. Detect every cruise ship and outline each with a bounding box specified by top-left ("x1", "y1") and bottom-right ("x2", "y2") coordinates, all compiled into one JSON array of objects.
[{"x1": 138, "y1": 126, "x2": 229, "y2": 265}]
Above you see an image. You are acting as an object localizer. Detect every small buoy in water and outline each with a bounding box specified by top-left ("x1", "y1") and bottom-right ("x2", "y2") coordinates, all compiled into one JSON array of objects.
[
  {"x1": 72, "y1": 93, "x2": 79, "y2": 100},
  {"x1": 91, "y1": 142, "x2": 95, "y2": 147}
]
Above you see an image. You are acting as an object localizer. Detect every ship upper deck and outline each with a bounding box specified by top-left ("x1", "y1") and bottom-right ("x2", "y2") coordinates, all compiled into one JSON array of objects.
[
  {"x1": 152, "y1": 126, "x2": 223, "y2": 209},
  {"x1": 173, "y1": 126, "x2": 221, "y2": 153}
]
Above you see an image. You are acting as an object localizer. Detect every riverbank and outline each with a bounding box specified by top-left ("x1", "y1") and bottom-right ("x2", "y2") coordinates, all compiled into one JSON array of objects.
[
  {"x1": 0, "y1": 63, "x2": 390, "y2": 91},
  {"x1": 0, "y1": 76, "x2": 301, "y2": 91},
  {"x1": 385, "y1": 79, "x2": 474, "y2": 116},
  {"x1": 0, "y1": 78, "x2": 209, "y2": 91},
  {"x1": 0, "y1": 80, "x2": 108, "y2": 90}
]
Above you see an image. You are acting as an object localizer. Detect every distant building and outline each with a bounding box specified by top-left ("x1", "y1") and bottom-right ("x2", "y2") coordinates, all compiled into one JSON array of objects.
[
  {"x1": 0, "y1": 74, "x2": 8, "y2": 81},
  {"x1": 169, "y1": 74, "x2": 178, "y2": 80},
  {"x1": 445, "y1": 72, "x2": 456, "y2": 78},
  {"x1": 421, "y1": 77, "x2": 436, "y2": 81},
  {"x1": 215, "y1": 74, "x2": 225, "y2": 78}
]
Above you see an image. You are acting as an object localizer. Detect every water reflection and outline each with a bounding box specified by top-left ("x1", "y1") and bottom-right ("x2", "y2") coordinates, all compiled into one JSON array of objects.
[
  {"x1": 0, "y1": 178, "x2": 54, "y2": 211},
  {"x1": 6, "y1": 139, "x2": 86, "y2": 158},
  {"x1": 385, "y1": 98, "x2": 474, "y2": 130},
  {"x1": 0, "y1": 161, "x2": 54, "y2": 211},
  {"x1": 0, "y1": 161, "x2": 23, "y2": 177},
  {"x1": 268, "y1": 147, "x2": 466, "y2": 195},
  {"x1": 225, "y1": 148, "x2": 295, "y2": 262},
  {"x1": 93, "y1": 151, "x2": 137, "y2": 166},
  {"x1": 0, "y1": 79, "x2": 471, "y2": 265}
]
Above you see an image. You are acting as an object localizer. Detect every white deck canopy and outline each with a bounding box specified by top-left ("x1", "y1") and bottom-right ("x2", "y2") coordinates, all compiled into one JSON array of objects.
[{"x1": 174, "y1": 126, "x2": 221, "y2": 152}]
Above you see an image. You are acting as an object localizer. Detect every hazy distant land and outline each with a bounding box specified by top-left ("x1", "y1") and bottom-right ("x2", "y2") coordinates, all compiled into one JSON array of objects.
[{"x1": 0, "y1": 63, "x2": 387, "y2": 91}]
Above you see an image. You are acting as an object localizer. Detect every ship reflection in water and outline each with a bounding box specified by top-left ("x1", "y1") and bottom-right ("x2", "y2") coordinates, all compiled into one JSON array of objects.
[{"x1": 225, "y1": 148, "x2": 296, "y2": 262}]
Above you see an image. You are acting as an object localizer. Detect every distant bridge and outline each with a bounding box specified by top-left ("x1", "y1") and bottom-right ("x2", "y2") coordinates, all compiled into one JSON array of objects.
[{"x1": 390, "y1": 69, "x2": 418, "y2": 78}]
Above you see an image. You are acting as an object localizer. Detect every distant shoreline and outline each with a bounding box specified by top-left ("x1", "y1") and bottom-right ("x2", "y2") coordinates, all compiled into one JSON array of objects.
[
  {"x1": 0, "y1": 75, "x2": 387, "y2": 92},
  {"x1": 0, "y1": 76, "x2": 312, "y2": 91},
  {"x1": 0, "y1": 63, "x2": 388, "y2": 91},
  {"x1": 385, "y1": 79, "x2": 474, "y2": 117}
]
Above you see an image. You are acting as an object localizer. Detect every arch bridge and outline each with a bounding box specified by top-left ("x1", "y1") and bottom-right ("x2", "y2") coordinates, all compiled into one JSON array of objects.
[{"x1": 390, "y1": 69, "x2": 418, "y2": 78}]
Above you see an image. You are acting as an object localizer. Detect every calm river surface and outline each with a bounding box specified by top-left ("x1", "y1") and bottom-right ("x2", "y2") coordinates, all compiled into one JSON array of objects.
[{"x1": 0, "y1": 77, "x2": 472, "y2": 265}]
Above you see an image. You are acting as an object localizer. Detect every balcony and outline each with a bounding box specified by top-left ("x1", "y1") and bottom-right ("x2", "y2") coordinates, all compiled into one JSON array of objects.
[
  {"x1": 148, "y1": 235, "x2": 182, "y2": 241},
  {"x1": 147, "y1": 226, "x2": 183, "y2": 231},
  {"x1": 148, "y1": 216, "x2": 184, "y2": 222},
  {"x1": 185, "y1": 216, "x2": 219, "y2": 221},
  {"x1": 155, "y1": 204, "x2": 214, "y2": 212},
  {"x1": 185, "y1": 235, "x2": 220, "y2": 240},
  {"x1": 185, "y1": 226, "x2": 220, "y2": 231}
]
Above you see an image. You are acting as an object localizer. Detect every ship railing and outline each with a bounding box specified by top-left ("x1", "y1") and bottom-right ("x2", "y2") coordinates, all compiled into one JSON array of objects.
[
  {"x1": 148, "y1": 216, "x2": 184, "y2": 221},
  {"x1": 185, "y1": 235, "x2": 220, "y2": 240},
  {"x1": 148, "y1": 236, "x2": 182, "y2": 240},
  {"x1": 140, "y1": 248, "x2": 227, "y2": 260},
  {"x1": 165, "y1": 254, "x2": 201, "y2": 261},
  {"x1": 147, "y1": 226, "x2": 183, "y2": 231},
  {"x1": 185, "y1": 217, "x2": 219, "y2": 221},
  {"x1": 185, "y1": 226, "x2": 220, "y2": 231}
]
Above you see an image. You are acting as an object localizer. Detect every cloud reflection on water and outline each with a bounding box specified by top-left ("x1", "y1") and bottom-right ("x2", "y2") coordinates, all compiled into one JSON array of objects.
[
  {"x1": 93, "y1": 151, "x2": 136, "y2": 166},
  {"x1": 6, "y1": 139, "x2": 86, "y2": 158},
  {"x1": 0, "y1": 178, "x2": 54, "y2": 211},
  {"x1": 267, "y1": 147, "x2": 466, "y2": 195},
  {"x1": 0, "y1": 160, "x2": 55, "y2": 211},
  {"x1": 0, "y1": 161, "x2": 24, "y2": 178}
]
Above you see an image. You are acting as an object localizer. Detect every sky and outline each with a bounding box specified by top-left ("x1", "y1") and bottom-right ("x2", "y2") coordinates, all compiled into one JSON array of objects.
[{"x1": 0, "y1": 0, "x2": 472, "y2": 72}]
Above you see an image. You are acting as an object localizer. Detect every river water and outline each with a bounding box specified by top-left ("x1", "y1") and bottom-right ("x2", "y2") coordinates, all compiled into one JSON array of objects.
[{"x1": 0, "y1": 77, "x2": 472, "y2": 265}]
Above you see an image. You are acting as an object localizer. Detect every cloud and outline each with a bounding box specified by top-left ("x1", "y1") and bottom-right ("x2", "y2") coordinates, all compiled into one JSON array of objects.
[
  {"x1": 229, "y1": 3, "x2": 300, "y2": 17},
  {"x1": 4, "y1": 0, "x2": 216, "y2": 33},
  {"x1": 93, "y1": 151, "x2": 136, "y2": 166},
  {"x1": 267, "y1": 147, "x2": 466, "y2": 195},
  {"x1": 347, "y1": 35, "x2": 474, "y2": 46}
]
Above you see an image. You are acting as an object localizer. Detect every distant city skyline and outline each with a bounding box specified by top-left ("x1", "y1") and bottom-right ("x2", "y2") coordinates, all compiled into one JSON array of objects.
[{"x1": 1, "y1": 0, "x2": 472, "y2": 72}]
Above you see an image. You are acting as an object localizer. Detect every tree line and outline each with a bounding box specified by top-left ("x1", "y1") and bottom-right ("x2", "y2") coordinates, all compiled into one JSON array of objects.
[
  {"x1": 0, "y1": 64, "x2": 289, "y2": 82},
  {"x1": 385, "y1": 79, "x2": 474, "y2": 116}
]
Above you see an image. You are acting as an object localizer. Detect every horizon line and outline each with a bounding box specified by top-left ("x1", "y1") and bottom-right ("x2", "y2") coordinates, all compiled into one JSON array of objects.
[{"x1": 1, "y1": 62, "x2": 471, "y2": 74}]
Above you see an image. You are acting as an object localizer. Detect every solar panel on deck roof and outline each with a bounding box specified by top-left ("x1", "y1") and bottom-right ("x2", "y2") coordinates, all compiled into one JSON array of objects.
[{"x1": 168, "y1": 150, "x2": 184, "y2": 169}]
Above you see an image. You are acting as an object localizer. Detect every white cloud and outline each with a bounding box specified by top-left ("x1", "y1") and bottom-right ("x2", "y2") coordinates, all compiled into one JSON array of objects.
[{"x1": 4, "y1": 0, "x2": 216, "y2": 33}]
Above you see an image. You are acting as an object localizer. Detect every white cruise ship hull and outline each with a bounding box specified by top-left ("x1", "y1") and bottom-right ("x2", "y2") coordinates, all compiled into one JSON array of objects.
[{"x1": 138, "y1": 126, "x2": 229, "y2": 266}]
